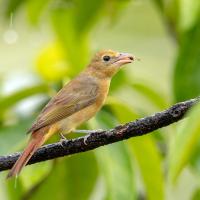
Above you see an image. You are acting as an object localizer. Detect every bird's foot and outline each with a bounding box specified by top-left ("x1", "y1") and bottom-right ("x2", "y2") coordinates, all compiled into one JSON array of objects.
[
  {"x1": 59, "y1": 133, "x2": 68, "y2": 147},
  {"x1": 59, "y1": 133, "x2": 67, "y2": 140},
  {"x1": 73, "y1": 129, "x2": 104, "y2": 145},
  {"x1": 83, "y1": 134, "x2": 90, "y2": 145}
]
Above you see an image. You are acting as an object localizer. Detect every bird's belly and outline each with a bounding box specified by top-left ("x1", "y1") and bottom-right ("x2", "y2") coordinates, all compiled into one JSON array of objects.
[{"x1": 58, "y1": 103, "x2": 102, "y2": 134}]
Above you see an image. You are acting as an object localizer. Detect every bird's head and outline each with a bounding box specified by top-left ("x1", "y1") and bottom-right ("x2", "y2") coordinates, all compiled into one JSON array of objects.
[{"x1": 87, "y1": 49, "x2": 135, "y2": 78}]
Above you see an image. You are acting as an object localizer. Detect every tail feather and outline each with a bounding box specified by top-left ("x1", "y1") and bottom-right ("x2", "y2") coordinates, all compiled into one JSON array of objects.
[{"x1": 7, "y1": 131, "x2": 46, "y2": 179}]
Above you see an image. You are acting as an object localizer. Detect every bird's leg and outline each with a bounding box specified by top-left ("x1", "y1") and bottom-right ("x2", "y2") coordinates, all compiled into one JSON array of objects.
[
  {"x1": 59, "y1": 133, "x2": 68, "y2": 148},
  {"x1": 59, "y1": 133, "x2": 67, "y2": 140},
  {"x1": 73, "y1": 129, "x2": 104, "y2": 145},
  {"x1": 73, "y1": 129, "x2": 104, "y2": 134}
]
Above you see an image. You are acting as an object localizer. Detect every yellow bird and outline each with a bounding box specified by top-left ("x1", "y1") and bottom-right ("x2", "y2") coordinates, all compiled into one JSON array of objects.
[{"x1": 7, "y1": 49, "x2": 134, "y2": 178}]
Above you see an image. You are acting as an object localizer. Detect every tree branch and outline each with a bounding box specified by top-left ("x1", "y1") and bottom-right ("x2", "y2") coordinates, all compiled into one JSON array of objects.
[{"x1": 0, "y1": 97, "x2": 199, "y2": 172}]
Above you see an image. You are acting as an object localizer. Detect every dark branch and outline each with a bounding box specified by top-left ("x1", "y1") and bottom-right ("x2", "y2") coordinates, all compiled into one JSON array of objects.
[{"x1": 0, "y1": 97, "x2": 199, "y2": 172}]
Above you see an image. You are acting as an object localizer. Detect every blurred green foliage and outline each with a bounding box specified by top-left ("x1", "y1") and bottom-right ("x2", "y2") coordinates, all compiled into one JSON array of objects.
[{"x1": 0, "y1": 0, "x2": 200, "y2": 199}]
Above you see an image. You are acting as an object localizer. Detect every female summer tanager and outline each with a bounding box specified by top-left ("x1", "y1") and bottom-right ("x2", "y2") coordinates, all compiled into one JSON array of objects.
[{"x1": 7, "y1": 49, "x2": 134, "y2": 178}]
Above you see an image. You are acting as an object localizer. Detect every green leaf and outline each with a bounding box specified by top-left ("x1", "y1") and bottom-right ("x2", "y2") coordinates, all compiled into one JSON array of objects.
[
  {"x1": 26, "y1": 0, "x2": 50, "y2": 25},
  {"x1": 106, "y1": 98, "x2": 164, "y2": 199},
  {"x1": 96, "y1": 108, "x2": 119, "y2": 129},
  {"x1": 106, "y1": 97, "x2": 138, "y2": 123},
  {"x1": 0, "y1": 118, "x2": 33, "y2": 155},
  {"x1": 25, "y1": 160, "x2": 68, "y2": 200},
  {"x1": 63, "y1": 152, "x2": 98, "y2": 200},
  {"x1": 6, "y1": 177, "x2": 25, "y2": 200},
  {"x1": 169, "y1": 102, "x2": 200, "y2": 182},
  {"x1": 109, "y1": 70, "x2": 127, "y2": 92},
  {"x1": 0, "y1": 84, "x2": 48, "y2": 115},
  {"x1": 20, "y1": 161, "x2": 52, "y2": 191},
  {"x1": 128, "y1": 136, "x2": 164, "y2": 200},
  {"x1": 164, "y1": 0, "x2": 179, "y2": 33},
  {"x1": 51, "y1": 8, "x2": 89, "y2": 75},
  {"x1": 96, "y1": 143, "x2": 136, "y2": 200},
  {"x1": 173, "y1": 17, "x2": 200, "y2": 101},
  {"x1": 192, "y1": 188, "x2": 200, "y2": 200},
  {"x1": 105, "y1": 0, "x2": 131, "y2": 24},
  {"x1": 189, "y1": 139, "x2": 200, "y2": 177},
  {"x1": 178, "y1": 0, "x2": 200, "y2": 31},
  {"x1": 131, "y1": 83, "x2": 168, "y2": 109},
  {"x1": 2, "y1": 0, "x2": 25, "y2": 17},
  {"x1": 74, "y1": 0, "x2": 105, "y2": 35},
  {"x1": 152, "y1": 0, "x2": 164, "y2": 10},
  {"x1": 50, "y1": 0, "x2": 106, "y2": 75},
  {"x1": 27, "y1": 152, "x2": 98, "y2": 200},
  {"x1": 92, "y1": 108, "x2": 136, "y2": 200}
]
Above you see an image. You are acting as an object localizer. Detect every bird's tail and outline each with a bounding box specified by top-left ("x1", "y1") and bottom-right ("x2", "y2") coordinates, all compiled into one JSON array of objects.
[{"x1": 6, "y1": 126, "x2": 51, "y2": 179}]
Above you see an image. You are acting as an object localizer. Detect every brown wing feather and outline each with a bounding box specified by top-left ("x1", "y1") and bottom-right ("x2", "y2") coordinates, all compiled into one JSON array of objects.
[{"x1": 28, "y1": 74, "x2": 99, "y2": 133}]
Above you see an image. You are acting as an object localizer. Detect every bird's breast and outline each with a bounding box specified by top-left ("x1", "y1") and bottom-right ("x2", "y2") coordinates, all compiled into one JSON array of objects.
[{"x1": 95, "y1": 78, "x2": 110, "y2": 107}]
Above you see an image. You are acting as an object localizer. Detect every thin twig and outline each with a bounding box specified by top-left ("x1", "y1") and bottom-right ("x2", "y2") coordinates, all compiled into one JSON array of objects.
[{"x1": 0, "y1": 97, "x2": 199, "y2": 172}]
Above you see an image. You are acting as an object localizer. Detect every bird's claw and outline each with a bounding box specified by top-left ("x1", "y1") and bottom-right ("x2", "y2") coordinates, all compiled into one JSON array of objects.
[
  {"x1": 59, "y1": 133, "x2": 68, "y2": 147},
  {"x1": 83, "y1": 134, "x2": 90, "y2": 145},
  {"x1": 60, "y1": 139, "x2": 68, "y2": 148}
]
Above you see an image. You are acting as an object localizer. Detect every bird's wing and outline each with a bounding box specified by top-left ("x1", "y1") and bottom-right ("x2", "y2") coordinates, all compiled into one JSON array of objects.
[{"x1": 28, "y1": 75, "x2": 99, "y2": 133}]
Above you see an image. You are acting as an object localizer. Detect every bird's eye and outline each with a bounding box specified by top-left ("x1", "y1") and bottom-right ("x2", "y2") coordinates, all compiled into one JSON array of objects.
[{"x1": 103, "y1": 55, "x2": 111, "y2": 62}]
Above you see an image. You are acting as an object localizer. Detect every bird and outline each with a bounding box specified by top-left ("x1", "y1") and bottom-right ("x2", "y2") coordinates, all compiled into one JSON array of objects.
[{"x1": 7, "y1": 49, "x2": 134, "y2": 178}]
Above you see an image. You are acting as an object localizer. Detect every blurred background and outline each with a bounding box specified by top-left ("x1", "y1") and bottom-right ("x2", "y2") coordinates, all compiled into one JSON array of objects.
[{"x1": 0, "y1": 0, "x2": 200, "y2": 199}]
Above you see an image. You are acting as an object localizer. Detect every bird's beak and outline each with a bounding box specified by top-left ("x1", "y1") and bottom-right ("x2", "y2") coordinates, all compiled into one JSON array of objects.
[{"x1": 113, "y1": 53, "x2": 134, "y2": 66}]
